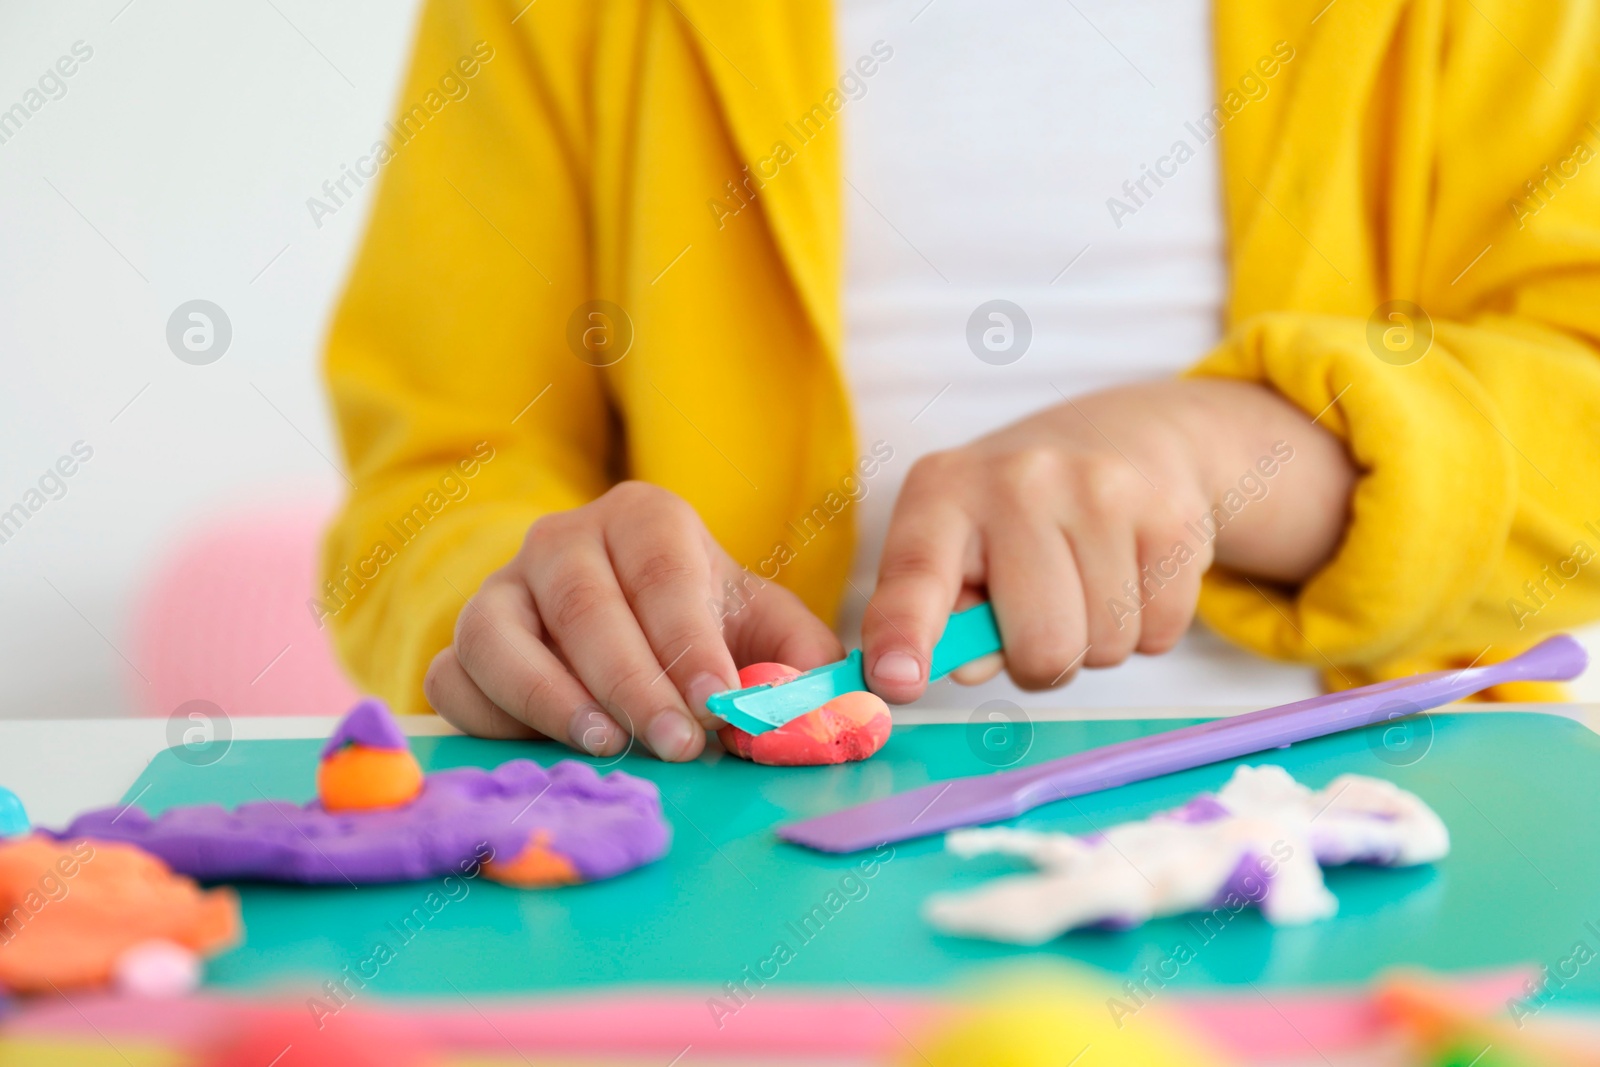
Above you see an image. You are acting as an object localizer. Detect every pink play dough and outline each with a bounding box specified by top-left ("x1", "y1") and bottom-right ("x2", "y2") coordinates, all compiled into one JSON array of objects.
[{"x1": 717, "y1": 663, "x2": 892, "y2": 766}]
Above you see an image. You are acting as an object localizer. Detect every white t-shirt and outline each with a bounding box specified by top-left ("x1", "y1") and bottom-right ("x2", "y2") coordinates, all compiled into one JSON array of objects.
[{"x1": 834, "y1": 0, "x2": 1319, "y2": 708}]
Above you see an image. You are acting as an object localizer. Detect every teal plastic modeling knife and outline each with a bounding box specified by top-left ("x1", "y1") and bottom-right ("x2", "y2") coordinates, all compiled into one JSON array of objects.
[{"x1": 706, "y1": 601, "x2": 1003, "y2": 734}]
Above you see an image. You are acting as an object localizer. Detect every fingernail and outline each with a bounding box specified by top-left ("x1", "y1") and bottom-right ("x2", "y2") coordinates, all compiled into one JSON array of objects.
[
  {"x1": 873, "y1": 651, "x2": 922, "y2": 686},
  {"x1": 568, "y1": 704, "x2": 623, "y2": 756},
  {"x1": 646, "y1": 712, "x2": 700, "y2": 761},
  {"x1": 686, "y1": 672, "x2": 729, "y2": 719}
]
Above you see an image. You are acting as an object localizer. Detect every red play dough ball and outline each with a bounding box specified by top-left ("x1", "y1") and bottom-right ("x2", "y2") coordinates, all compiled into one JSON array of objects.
[
  {"x1": 717, "y1": 662, "x2": 892, "y2": 766},
  {"x1": 736, "y1": 661, "x2": 802, "y2": 688}
]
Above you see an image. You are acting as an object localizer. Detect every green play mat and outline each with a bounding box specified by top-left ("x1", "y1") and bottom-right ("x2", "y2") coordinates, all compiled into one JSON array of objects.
[{"x1": 120, "y1": 712, "x2": 1600, "y2": 999}]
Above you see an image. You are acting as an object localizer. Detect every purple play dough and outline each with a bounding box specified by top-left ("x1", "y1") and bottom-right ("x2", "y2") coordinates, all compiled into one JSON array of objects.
[
  {"x1": 320, "y1": 698, "x2": 409, "y2": 758},
  {"x1": 52, "y1": 759, "x2": 671, "y2": 886},
  {"x1": 1210, "y1": 851, "x2": 1275, "y2": 908},
  {"x1": 1167, "y1": 794, "x2": 1232, "y2": 824}
]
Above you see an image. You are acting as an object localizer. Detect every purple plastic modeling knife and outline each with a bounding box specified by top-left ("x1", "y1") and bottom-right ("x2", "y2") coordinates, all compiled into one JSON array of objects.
[{"x1": 777, "y1": 634, "x2": 1588, "y2": 854}]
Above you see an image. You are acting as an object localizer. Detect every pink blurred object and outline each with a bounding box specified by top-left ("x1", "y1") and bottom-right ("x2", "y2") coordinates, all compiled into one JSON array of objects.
[
  {"x1": 1171, "y1": 968, "x2": 1536, "y2": 1059},
  {"x1": 2, "y1": 969, "x2": 1545, "y2": 1060},
  {"x1": 129, "y1": 503, "x2": 361, "y2": 718},
  {"x1": 111, "y1": 939, "x2": 201, "y2": 998}
]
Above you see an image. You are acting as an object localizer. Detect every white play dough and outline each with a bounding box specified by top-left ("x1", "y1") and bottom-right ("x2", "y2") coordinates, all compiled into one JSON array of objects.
[{"x1": 924, "y1": 766, "x2": 1449, "y2": 945}]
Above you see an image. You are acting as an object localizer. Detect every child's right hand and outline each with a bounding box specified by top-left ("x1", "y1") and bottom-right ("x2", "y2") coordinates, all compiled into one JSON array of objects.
[{"x1": 423, "y1": 482, "x2": 845, "y2": 761}]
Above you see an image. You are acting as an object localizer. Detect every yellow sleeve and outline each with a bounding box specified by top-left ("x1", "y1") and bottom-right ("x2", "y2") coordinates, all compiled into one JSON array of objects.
[
  {"x1": 1193, "y1": 1, "x2": 1600, "y2": 698},
  {"x1": 1192, "y1": 308, "x2": 1600, "y2": 697},
  {"x1": 320, "y1": 0, "x2": 607, "y2": 714}
]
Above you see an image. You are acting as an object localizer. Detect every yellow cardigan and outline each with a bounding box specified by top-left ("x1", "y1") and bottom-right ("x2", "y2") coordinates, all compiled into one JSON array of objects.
[{"x1": 323, "y1": 0, "x2": 1600, "y2": 714}]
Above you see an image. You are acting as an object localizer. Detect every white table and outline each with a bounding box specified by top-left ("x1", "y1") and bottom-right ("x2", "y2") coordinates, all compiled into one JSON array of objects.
[{"x1": 2, "y1": 704, "x2": 1593, "y2": 830}]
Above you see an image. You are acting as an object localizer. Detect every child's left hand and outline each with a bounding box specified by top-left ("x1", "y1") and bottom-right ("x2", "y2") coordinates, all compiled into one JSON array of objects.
[{"x1": 859, "y1": 378, "x2": 1356, "y2": 703}]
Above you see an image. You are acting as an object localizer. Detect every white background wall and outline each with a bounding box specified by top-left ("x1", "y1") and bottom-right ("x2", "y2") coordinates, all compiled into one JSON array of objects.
[
  {"x1": 2, "y1": 1, "x2": 1596, "y2": 719},
  {"x1": 0, "y1": 0, "x2": 422, "y2": 716}
]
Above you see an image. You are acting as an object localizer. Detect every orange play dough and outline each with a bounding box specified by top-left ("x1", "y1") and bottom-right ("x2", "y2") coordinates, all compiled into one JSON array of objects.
[
  {"x1": 0, "y1": 835, "x2": 239, "y2": 994},
  {"x1": 482, "y1": 831, "x2": 583, "y2": 887},
  {"x1": 318, "y1": 743, "x2": 425, "y2": 812},
  {"x1": 718, "y1": 662, "x2": 893, "y2": 765}
]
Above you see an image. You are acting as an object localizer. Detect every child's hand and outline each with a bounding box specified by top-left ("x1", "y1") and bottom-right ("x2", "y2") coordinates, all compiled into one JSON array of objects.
[
  {"x1": 424, "y1": 482, "x2": 844, "y2": 761},
  {"x1": 860, "y1": 379, "x2": 1355, "y2": 702}
]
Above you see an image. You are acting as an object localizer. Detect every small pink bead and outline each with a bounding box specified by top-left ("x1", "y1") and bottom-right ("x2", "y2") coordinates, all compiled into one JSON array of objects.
[{"x1": 113, "y1": 939, "x2": 201, "y2": 997}]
